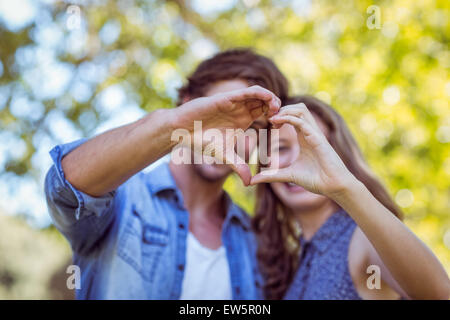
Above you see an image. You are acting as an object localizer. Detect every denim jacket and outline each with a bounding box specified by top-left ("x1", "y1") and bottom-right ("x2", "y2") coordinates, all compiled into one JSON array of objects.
[{"x1": 44, "y1": 139, "x2": 263, "y2": 299}]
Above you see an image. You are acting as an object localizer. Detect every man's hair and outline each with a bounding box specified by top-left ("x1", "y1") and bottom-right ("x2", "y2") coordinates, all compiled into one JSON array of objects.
[{"x1": 177, "y1": 48, "x2": 289, "y2": 105}]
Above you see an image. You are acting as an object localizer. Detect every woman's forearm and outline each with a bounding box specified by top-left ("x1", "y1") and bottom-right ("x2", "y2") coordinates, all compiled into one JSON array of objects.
[{"x1": 331, "y1": 178, "x2": 450, "y2": 300}]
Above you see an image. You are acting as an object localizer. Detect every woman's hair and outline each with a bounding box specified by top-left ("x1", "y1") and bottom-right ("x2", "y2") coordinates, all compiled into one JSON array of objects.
[{"x1": 252, "y1": 95, "x2": 403, "y2": 300}]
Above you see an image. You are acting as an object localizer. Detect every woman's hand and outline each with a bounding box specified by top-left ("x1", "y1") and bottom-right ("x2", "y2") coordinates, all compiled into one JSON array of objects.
[{"x1": 250, "y1": 103, "x2": 357, "y2": 197}]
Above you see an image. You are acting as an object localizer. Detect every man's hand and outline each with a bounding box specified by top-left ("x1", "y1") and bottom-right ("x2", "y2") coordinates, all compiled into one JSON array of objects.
[{"x1": 171, "y1": 85, "x2": 281, "y2": 185}]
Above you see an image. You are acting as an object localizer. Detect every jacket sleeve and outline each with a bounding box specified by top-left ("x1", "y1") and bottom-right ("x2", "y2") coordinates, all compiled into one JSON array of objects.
[{"x1": 44, "y1": 139, "x2": 116, "y2": 254}]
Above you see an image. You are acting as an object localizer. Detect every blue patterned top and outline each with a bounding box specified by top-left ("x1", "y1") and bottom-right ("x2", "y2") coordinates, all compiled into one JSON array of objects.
[{"x1": 284, "y1": 209, "x2": 361, "y2": 300}]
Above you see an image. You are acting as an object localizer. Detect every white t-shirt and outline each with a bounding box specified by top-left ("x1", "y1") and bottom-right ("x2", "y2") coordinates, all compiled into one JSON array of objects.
[{"x1": 179, "y1": 232, "x2": 232, "y2": 300}]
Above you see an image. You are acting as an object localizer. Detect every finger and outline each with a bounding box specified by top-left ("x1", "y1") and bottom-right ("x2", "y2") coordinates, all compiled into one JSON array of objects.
[
  {"x1": 229, "y1": 85, "x2": 272, "y2": 102},
  {"x1": 249, "y1": 168, "x2": 292, "y2": 185},
  {"x1": 275, "y1": 103, "x2": 318, "y2": 128},
  {"x1": 222, "y1": 137, "x2": 252, "y2": 186},
  {"x1": 246, "y1": 98, "x2": 264, "y2": 110},
  {"x1": 267, "y1": 95, "x2": 282, "y2": 116},
  {"x1": 270, "y1": 121, "x2": 282, "y2": 129}
]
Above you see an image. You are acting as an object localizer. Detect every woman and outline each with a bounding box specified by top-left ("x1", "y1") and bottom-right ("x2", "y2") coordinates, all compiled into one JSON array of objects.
[{"x1": 251, "y1": 95, "x2": 450, "y2": 300}]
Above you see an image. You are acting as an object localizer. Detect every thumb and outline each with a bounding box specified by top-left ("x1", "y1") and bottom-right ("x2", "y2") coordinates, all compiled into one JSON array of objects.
[{"x1": 250, "y1": 168, "x2": 292, "y2": 185}]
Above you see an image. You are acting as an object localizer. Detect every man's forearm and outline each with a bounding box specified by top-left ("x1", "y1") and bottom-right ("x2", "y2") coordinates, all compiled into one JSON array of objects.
[
  {"x1": 332, "y1": 179, "x2": 450, "y2": 299},
  {"x1": 61, "y1": 108, "x2": 178, "y2": 197}
]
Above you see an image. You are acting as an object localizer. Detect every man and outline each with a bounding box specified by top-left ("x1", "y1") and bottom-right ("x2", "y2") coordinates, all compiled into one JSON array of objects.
[{"x1": 45, "y1": 49, "x2": 289, "y2": 299}]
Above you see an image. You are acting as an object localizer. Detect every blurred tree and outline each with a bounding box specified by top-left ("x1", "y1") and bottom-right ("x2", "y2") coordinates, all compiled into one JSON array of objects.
[{"x1": 0, "y1": 211, "x2": 72, "y2": 299}]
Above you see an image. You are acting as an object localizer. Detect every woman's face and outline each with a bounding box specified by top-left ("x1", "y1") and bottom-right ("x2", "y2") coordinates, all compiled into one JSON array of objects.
[{"x1": 269, "y1": 114, "x2": 332, "y2": 212}]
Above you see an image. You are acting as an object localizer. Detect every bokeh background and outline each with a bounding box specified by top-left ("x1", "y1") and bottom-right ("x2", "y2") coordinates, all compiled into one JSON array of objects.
[{"x1": 0, "y1": 0, "x2": 448, "y2": 299}]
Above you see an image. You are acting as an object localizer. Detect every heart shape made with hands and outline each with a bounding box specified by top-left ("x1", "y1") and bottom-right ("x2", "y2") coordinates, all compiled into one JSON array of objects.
[{"x1": 184, "y1": 103, "x2": 319, "y2": 187}]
